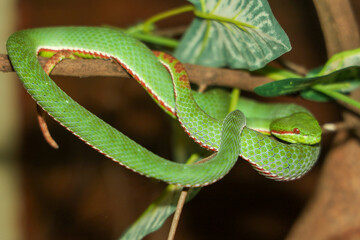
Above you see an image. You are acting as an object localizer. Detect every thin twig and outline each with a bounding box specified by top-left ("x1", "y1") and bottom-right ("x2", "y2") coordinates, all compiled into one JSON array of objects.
[
  {"x1": 277, "y1": 58, "x2": 308, "y2": 76},
  {"x1": 197, "y1": 84, "x2": 207, "y2": 93},
  {"x1": 36, "y1": 105, "x2": 59, "y2": 149},
  {"x1": 168, "y1": 189, "x2": 189, "y2": 240},
  {"x1": 154, "y1": 25, "x2": 189, "y2": 37},
  {"x1": 167, "y1": 153, "x2": 216, "y2": 239},
  {"x1": 322, "y1": 121, "x2": 360, "y2": 133}
]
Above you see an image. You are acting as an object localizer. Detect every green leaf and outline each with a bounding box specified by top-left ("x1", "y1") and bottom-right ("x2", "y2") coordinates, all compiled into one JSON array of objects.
[
  {"x1": 255, "y1": 48, "x2": 360, "y2": 99},
  {"x1": 301, "y1": 81, "x2": 360, "y2": 102},
  {"x1": 254, "y1": 66, "x2": 360, "y2": 97},
  {"x1": 300, "y1": 89, "x2": 330, "y2": 102},
  {"x1": 306, "y1": 66, "x2": 324, "y2": 78},
  {"x1": 119, "y1": 186, "x2": 200, "y2": 240},
  {"x1": 174, "y1": 0, "x2": 291, "y2": 70},
  {"x1": 300, "y1": 48, "x2": 360, "y2": 101},
  {"x1": 319, "y1": 48, "x2": 360, "y2": 75}
]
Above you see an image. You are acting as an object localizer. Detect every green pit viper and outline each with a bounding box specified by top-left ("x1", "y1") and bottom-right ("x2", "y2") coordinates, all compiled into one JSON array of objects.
[{"x1": 6, "y1": 27, "x2": 321, "y2": 187}]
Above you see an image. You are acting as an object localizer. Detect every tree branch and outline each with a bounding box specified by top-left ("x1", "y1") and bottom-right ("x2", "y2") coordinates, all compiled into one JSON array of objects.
[
  {"x1": 288, "y1": 1, "x2": 360, "y2": 239},
  {"x1": 0, "y1": 53, "x2": 271, "y2": 92},
  {"x1": 313, "y1": 0, "x2": 360, "y2": 57}
]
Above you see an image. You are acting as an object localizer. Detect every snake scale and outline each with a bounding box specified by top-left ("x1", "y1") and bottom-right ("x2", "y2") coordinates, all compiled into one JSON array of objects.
[{"x1": 6, "y1": 27, "x2": 321, "y2": 187}]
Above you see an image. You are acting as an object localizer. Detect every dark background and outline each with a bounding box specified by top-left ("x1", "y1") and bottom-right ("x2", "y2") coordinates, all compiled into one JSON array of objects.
[{"x1": 11, "y1": 0, "x2": 360, "y2": 239}]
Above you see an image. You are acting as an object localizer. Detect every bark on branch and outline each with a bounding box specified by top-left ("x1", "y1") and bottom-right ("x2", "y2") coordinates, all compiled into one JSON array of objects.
[
  {"x1": 288, "y1": 1, "x2": 360, "y2": 239},
  {"x1": 0, "y1": 53, "x2": 271, "y2": 92},
  {"x1": 313, "y1": 0, "x2": 360, "y2": 57}
]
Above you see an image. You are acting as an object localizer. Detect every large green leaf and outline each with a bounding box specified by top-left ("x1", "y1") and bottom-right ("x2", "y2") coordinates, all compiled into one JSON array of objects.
[{"x1": 174, "y1": 0, "x2": 291, "y2": 70}]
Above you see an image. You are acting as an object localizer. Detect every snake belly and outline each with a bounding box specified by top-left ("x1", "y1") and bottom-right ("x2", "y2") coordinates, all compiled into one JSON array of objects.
[{"x1": 7, "y1": 27, "x2": 320, "y2": 185}]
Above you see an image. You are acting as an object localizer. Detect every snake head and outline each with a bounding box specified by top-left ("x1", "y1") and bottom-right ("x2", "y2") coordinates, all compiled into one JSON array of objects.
[{"x1": 270, "y1": 112, "x2": 322, "y2": 145}]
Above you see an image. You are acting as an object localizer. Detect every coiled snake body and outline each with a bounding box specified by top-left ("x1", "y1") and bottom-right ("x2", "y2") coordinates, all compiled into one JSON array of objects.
[{"x1": 7, "y1": 27, "x2": 321, "y2": 187}]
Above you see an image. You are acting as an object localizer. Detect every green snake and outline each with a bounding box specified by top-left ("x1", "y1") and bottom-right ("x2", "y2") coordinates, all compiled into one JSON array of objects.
[{"x1": 6, "y1": 27, "x2": 321, "y2": 187}]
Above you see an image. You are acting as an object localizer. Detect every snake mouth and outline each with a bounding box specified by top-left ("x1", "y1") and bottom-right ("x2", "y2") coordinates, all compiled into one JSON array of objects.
[
  {"x1": 305, "y1": 136, "x2": 322, "y2": 145},
  {"x1": 270, "y1": 132, "x2": 321, "y2": 145}
]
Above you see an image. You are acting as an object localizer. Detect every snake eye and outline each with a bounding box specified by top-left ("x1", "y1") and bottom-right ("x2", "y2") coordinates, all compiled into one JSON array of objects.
[{"x1": 293, "y1": 128, "x2": 300, "y2": 134}]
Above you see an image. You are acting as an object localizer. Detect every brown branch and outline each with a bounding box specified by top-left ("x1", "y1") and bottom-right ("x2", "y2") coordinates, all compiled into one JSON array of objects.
[
  {"x1": 313, "y1": 0, "x2": 360, "y2": 57},
  {"x1": 276, "y1": 59, "x2": 308, "y2": 76},
  {"x1": 287, "y1": 1, "x2": 360, "y2": 240},
  {"x1": 0, "y1": 53, "x2": 271, "y2": 92},
  {"x1": 0, "y1": 53, "x2": 13, "y2": 72}
]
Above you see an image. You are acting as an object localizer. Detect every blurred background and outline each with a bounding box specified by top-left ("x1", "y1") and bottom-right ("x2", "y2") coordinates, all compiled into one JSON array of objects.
[{"x1": 1, "y1": 0, "x2": 360, "y2": 239}]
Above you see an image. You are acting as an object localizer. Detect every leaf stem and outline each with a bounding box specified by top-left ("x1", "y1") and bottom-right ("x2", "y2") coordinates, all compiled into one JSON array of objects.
[
  {"x1": 312, "y1": 85, "x2": 360, "y2": 108},
  {"x1": 125, "y1": 5, "x2": 195, "y2": 47},
  {"x1": 229, "y1": 88, "x2": 240, "y2": 113},
  {"x1": 255, "y1": 65, "x2": 302, "y2": 80},
  {"x1": 143, "y1": 5, "x2": 195, "y2": 33},
  {"x1": 193, "y1": 10, "x2": 256, "y2": 30},
  {"x1": 127, "y1": 31, "x2": 179, "y2": 48}
]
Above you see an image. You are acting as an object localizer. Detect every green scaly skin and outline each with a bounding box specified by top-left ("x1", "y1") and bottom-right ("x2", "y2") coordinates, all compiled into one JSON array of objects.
[
  {"x1": 155, "y1": 51, "x2": 321, "y2": 180},
  {"x1": 7, "y1": 27, "x2": 321, "y2": 186}
]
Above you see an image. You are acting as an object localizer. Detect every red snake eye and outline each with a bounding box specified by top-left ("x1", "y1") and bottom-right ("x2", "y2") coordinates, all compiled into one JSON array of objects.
[{"x1": 293, "y1": 128, "x2": 300, "y2": 134}]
